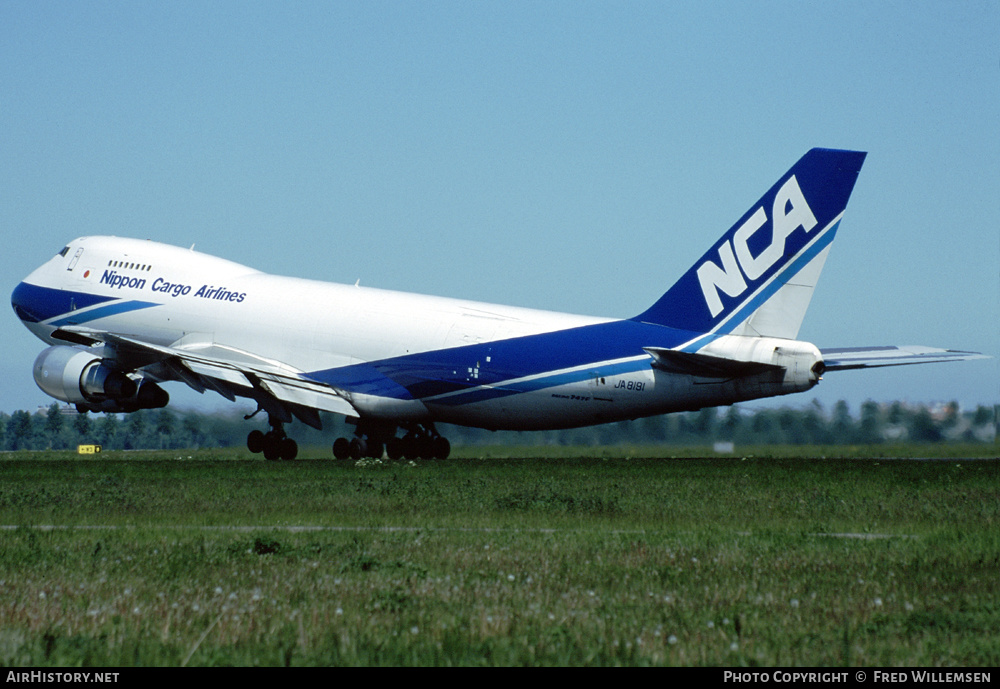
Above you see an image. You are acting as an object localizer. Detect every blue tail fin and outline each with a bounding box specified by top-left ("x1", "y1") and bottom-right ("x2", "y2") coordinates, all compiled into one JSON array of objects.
[{"x1": 633, "y1": 148, "x2": 867, "y2": 339}]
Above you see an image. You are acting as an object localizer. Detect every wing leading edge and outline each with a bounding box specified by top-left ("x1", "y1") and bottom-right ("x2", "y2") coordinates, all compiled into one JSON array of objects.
[{"x1": 52, "y1": 326, "x2": 358, "y2": 428}]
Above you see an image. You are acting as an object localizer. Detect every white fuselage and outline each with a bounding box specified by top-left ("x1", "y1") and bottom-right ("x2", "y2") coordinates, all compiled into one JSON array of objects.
[{"x1": 16, "y1": 236, "x2": 819, "y2": 431}]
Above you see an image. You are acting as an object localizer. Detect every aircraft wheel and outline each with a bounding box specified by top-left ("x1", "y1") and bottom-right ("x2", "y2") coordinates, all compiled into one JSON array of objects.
[
  {"x1": 432, "y1": 437, "x2": 451, "y2": 460},
  {"x1": 333, "y1": 437, "x2": 350, "y2": 460},
  {"x1": 247, "y1": 429, "x2": 265, "y2": 454},
  {"x1": 402, "y1": 437, "x2": 420, "y2": 461},
  {"x1": 349, "y1": 437, "x2": 367, "y2": 460},
  {"x1": 262, "y1": 433, "x2": 282, "y2": 461},
  {"x1": 279, "y1": 437, "x2": 298, "y2": 461},
  {"x1": 418, "y1": 437, "x2": 437, "y2": 459},
  {"x1": 386, "y1": 438, "x2": 404, "y2": 460}
]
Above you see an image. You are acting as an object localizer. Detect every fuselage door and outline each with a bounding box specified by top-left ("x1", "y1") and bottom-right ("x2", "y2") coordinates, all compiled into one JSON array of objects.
[{"x1": 67, "y1": 248, "x2": 83, "y2": 271}]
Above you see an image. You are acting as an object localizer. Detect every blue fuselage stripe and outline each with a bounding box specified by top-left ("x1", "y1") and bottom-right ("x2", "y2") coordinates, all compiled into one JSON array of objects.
[
  {"x1": 12, "y1": 281, "x2": 159, "y2": 327},
  {"x1": 48, "y1": 300, "x2": 160, "y2": 326},
  {"x1": 427, "y1": 357, "x2": 649, "y2": 407},
  {"x1": 11, "y1": 282, "x2": 116, "y2": 323},
  {"x1": 307, "y1": 320, "x2": 702, "y2": 404}
]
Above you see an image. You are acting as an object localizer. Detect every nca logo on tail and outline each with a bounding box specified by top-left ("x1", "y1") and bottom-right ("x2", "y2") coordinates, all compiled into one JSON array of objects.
[{"x1": 696, "y1": 175, "x2": 817, "y2": 317}]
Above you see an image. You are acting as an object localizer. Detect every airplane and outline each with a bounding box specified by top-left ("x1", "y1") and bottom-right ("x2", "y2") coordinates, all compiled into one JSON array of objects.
[{"x1": 11, "y1": 148, "x2": 987, "y2": 461}]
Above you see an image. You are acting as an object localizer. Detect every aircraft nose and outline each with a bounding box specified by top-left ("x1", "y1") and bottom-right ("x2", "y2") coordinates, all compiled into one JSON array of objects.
[{"x1": 11, "y1": 281, "x2": 46, "y2": 323}]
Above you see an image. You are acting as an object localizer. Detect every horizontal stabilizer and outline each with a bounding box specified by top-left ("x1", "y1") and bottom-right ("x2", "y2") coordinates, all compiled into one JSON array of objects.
[
  {"x1": 644, "y1": 346, "x2": 781, "y2": 378},
  {"x1": 820, "y1": 346, "x2": 989, "y2": 371}
]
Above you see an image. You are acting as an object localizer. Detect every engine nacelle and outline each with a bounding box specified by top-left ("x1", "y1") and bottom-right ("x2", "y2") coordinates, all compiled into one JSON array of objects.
[
  {"x1": 32, "y1": 346, "x2": 167, "y2": 411},
  {"x1": 697, "y1": 335, "x2": 824, "y2": 393}
]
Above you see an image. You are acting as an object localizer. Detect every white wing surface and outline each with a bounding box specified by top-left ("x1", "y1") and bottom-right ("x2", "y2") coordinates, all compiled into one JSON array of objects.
[{"x1": 52, "y1": 325, "x2": 358, "y2": 426}]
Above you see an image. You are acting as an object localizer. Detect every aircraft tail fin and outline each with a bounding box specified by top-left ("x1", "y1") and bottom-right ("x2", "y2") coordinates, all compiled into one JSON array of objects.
[{"x1": 633, "y1": 148, "x2": 867, "y2": 340}]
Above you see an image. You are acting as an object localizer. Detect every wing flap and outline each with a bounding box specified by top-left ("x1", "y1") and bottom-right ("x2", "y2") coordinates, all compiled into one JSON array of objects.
[{"x1": 251, "y1": 371, "x2": 358, "y2": 417}]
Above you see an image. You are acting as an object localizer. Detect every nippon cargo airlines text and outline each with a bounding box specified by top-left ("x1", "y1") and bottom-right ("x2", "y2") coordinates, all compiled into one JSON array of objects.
[
  {"x1": 99, "y1": 269, "x2": 246, "y2": 302},
  {"x1": 6, "y1": 671, "x2": 119, "y2": 683}
]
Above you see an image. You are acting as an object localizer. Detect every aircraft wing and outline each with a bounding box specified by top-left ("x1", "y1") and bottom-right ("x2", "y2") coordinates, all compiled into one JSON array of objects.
[
  {"x1": 52, "y1": 326, "x2": 358, "y2": 426},
  {"x1": 819, "y1": 345, "x2": 989, "y2": 372}
]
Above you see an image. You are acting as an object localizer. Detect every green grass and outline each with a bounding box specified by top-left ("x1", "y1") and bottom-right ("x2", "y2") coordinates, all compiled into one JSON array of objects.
[{"x1": 0, "y1": 446, "x2": 997, "y2": 666}]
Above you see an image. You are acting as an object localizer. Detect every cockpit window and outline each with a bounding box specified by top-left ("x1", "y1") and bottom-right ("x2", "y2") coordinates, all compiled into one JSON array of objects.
[{"x1": 58, "y1": 246, "x2": 70, "y2": 257}]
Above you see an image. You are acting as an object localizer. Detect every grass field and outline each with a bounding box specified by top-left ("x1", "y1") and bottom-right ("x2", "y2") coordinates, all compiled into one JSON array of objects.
[{"x1": 0, "y1": 444, "x2": 997, "y2": 666}]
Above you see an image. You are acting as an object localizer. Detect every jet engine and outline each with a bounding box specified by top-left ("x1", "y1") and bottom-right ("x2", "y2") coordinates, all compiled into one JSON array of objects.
[
  {"x1": 697, "y1": 336, "x2": 825, "y2": 390},
  {"x1": 32, "y1": 345, "x2": 168, "y2": 413}
]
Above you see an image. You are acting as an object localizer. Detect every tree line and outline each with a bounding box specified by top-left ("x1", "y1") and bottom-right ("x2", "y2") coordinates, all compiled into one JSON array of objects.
[
  {"x1": 0, "y1": 404, "x2": 248, "y2": 451},
  {"x1": 0, "y1": 400, "x2": 995, "y2": 452},
  {"x1": 455, "y1": 400, "x2": 997, "y2": 448}
]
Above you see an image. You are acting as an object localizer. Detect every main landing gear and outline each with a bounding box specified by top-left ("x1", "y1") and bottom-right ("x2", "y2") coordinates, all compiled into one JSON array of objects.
[
  {"x1": 246, "y1": 422, "x2": 298, "y2": 461},
  {"x1": 332, "y1": 421, "x2": 451, "y2": 461},
  {"x1": 245, "y1": 415, "x2": 450, "y2": 462}
]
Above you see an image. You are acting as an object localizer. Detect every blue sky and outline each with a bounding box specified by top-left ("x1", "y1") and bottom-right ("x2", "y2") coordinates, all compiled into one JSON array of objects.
[{"x1": 2, "y1": 1, "x2": 997, "y2": 417}]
